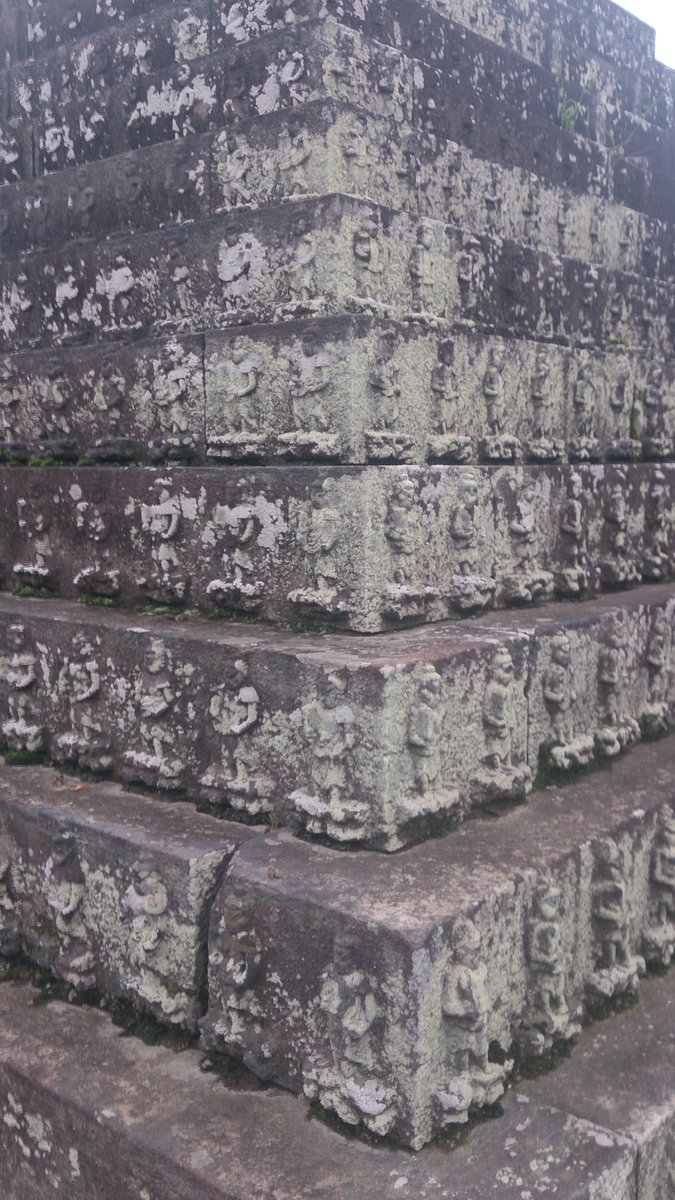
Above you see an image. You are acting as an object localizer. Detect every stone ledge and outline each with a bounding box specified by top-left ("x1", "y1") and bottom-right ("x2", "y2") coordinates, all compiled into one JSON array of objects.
[
  {"x1": 201, "y1": 737, "x2": 675, "y2": 1146},
  {"x1": 2, "y1": 969, "x2": 674, "y2": 1196},
  {"x1": 0, "y1": 585, "x2": 673, "y2": 847}
]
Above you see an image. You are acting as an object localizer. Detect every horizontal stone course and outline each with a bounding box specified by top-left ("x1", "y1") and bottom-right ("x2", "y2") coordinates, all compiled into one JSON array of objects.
[
  {"x1": 0, "y1": 765, "x2": 250, "y2": 1027},
  {"x1": 1, "y1": 101, "x2": 673, "y2": 280},
  {"x1": 1, "y1": 318, "x2": 673, "y2": 469},
  {"x1": 1, "y1": 196, "x2": 673, "y2": 356},
  {"x1": 201, "y1": 738, "x2": 675, "y2": 1146},
  {"x1": 0, "y1": 971, "x2": 653, "y2": 1198},
  {"x1": 0, "y1": 586, "x2": 672, "y2": 848},
  {"x1": 1, "y1": 464, "x2": 673, "y2": 628}
]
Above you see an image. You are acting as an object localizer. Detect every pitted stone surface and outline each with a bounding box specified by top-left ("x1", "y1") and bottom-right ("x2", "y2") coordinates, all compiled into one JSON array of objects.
[
  {"x1": 0, "y1": 973, "x2": 650, "y2": 1199},
  {"x1": 0, "y1": 587, "x2": 673, "y2": 848},
  {"x1": 0, "y1": 762, "x2": 251, "y2": 1027},
  {"x1": 201, "y1": 738, "x2": 675, "y2": 1147}
]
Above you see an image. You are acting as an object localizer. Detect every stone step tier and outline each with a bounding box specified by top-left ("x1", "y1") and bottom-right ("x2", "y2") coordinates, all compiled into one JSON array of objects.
[
  {"x1": 1, "y1": 100, "x2": 674, "y2": 276},
  {"x1": 0, "y1": 585, "x2": 673, "y2": 848},
  {"x1": 1, "y1": 320, "x2": 672, "y2": 468},
  {"x1": 1, "y1": 967, "x2": 672, "y2": 1198},
  {"x1": 1, "y1": 197, "x2": 674, "y2": 359},
  {"x1": 0, "y1": 741, "x2": 671, "y2": 1151},
  {"x1": 0, "y1": 465, "x2": 673, "y2": 630},
  {"x1": 0, "y1": 14, "x2": 673, "y2": 224}
]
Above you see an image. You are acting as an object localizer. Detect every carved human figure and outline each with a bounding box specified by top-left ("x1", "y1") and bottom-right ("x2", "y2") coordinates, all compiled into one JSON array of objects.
[
  {"x1": 72, "y1": 492, "x2": 120, "y2": 599},
  {"x1": 55, "y1": 633, "x2": 111, "y2": 772},
  {"x1": 38, "y1": 357, "x2": 73, "y2": 448},
  {"x1": 122, "y1": 639, "x2": 185, "y2": 790},
  {"x1": 641, "y1": 362, "x2": 669, "y2": 458},
  {"x1": 457, "y1": 236, "x2": 482, "y2": 314},
  {"x1": 641, "y1": 470, "x2": 670, "y2": 581},
  {"x1": 222, "y1": 337, "x2": 259, "y2": 436},
  {"x1": 46, "y1": 832, "x2": 95, "y2": 990},
  {"x1": 200, "y1": 659, "x2": 269, "y2": 814},
  {"x1": 407, "y1": 666, "x2": 444, "y2": 799},
  {"x1": 218, "y1": 891, "x2": 263, "y2": 1002},
  {"x1": 595, "y1": 618, "x2": 640, "y2": 758},
  {"x1": 504, "y1": 479, "x2": 553, "y2": 604},
  {"x1": 527, "y1": 348, "x2": 563, "y2": 461},
  {"x1": 339, "y1": 116, "x2": 368, "y2": 193},
  {"x1": 443, "y1": 145, "x2": 464, "y2": 225},
  {"x1": 309, "y1": 931, "x2": 394, "y2": 1133},
  {"x1": 588, "y1": 841, "x2": 643, "y2": 998},
  {"x1": 522, "y1": 882, "x2": 574, "y2": 1051},
  {"x1": 601, "y1": 473, "x2": 638, "y2": 586},
  {"x1": 1, "y1": 624, "x2": 44, "y2": 753},
  {"x1": 556, "y1": 472, "x2": 588, "y2": 596},
  {"x1": 206, "y1": 498, "x2": 264, "y2": 612},
  {"x1": 139, "y1": 491, "x2": 189, "y2": 604},
  {"x1": 0, "y1": 836, "x2": 18, "y2": 959},
  {"x1": 437, "y1": 917, "x2": 505, "y2": 1121},
  {"x1": 288, "y1": 479, "x2": 342, "y2": 613},
  {"x1": 640, "y1": 610, "x2": 671, "y2": 738},
  {"x1": 292, "y1": 673, "x2": 362, "y2": 836},
  {"x1": 471, "y1": 648, "x2": 531, "y2": 802},
  {"x1": 608, "y1": 369, "x2": 639, "y2": 458},
  {"x1": 116, "y1": 158, "x2": 144, "y2": 226},
  {"x1": 522, "y1": 175, "x2": 541, "y2": 245},
  {"x1": 70, "y1": 166, "x2": 96, "y2": 236},
  {"x1": 0, "y1": 359, "x2": 21, "y2": 450},
  {"x1": 149, "y1": 345, "x2": 196, "y2": 460},
  {"x1": 543, "y1": 633, "x2": 595, "y2": 770},
  {"x1": 483, "y1": 163, "x2": 502, "y2": 236},
  {"x1": 480, "y1": 347, "x2": 520, "y2": 461},
  {"x1": 279, "y1": 125, "x2": 312, "y2": 195},
  {"x1": 220, "y1": 134, "x2": 251, "y2": 207},
  {"x1": 367, "y1": 333, "x2": 402, "y2": 436},
  {"x1": 14, "y1": 489, "x2": 53, "y2": 586},
  {"x1": 643, "y1": 813, "x2": 675, "y2": 964},
  {"x1": 352, "y1": 220, "x2": 384, "y2": 300},
  {"x1": 428, "y1": 340, "x2": 472, "y2": 462},
  {"x1": 91, "y1": 356, "x2": 125, "y2": 439},
  {"x1": 290, "y1": 330, "x2": 333, "y2": 434},
  {"x1": 570, "y1": 362, "x2": 600, "y2": 460},
  {"x1": 124, "y1": 854, "x2": 170, "y2": 963},
  {"x1": 287, "y1": 225, "x2": 319, "y2": 310},
  {"x1": 409, "y1": 224, "x2": 437, "y2": 315},
  {"x1": 385, "y1": 477, "x2": 417, "y2": 585},
  {"x1": 449, "y1": 472, "x2": 494, "y2": 612}
]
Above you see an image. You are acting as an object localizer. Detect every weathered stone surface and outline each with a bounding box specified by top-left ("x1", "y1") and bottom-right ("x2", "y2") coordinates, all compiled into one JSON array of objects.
[
  {"x1": 0, "y1": 317, "x2": 672, "y2": 466},
  {"x1": 525, "y1": 971, "x2": 675, "y2": 1200},
  {"x1": 0, "y1": 976, "x2": 645, "y2": 1199},
  {"x1": 0, "y1": 464, "x2": 672, "y2": 629},
  {"x1": 0, "y1": 587, "x2": 673, "y2": 848},
  {"x1": 199, "y1": 739, "x2": 672, "y2": 1146},
  {"x1": 1, "y1": 195, "x2": 674, "y2": 356},
  {"x1": 0, "y1": 762, "x2": 250, "y2": 1028}
]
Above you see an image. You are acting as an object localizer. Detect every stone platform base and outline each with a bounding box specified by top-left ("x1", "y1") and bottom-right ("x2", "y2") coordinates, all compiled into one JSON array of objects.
[{"x1": 0, "y1": 968, "x2": 671, "y2": 1199}]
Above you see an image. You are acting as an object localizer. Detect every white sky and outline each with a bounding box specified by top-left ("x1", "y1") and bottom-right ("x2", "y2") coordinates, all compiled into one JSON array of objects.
[{"x1": 617, "y1": 1, "x2": 675, "y2": 67}]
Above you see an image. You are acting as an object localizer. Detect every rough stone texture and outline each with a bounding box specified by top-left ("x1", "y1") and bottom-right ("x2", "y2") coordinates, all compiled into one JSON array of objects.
[
  {"x1": 0, "y1": 975, "x2": 645, "y2": 1200},
  {"x1": 0, "y1": 762, "x2": 251, "y2": 1028},
  {"x1": 0, "y1": 587, "x2": 673, "y2": 848},
  {"x1": 1, "y1": 318, "x2": 672, "y2": 467},
  {"x1": 1, "y1": 193, "x2": 673, "y2": 356},
  {"x1": 0, "y1": 464, "x2": 672, "y2": 629},
  {"x1": 526, "y1": 971, "x2": 675, "y2": 1200},
  {"x1": 201, "y1": 738, "x2": 675, "y2": 1147}
]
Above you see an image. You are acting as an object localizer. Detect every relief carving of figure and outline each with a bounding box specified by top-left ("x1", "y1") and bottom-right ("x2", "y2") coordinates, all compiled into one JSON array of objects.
[
  {"x1": 599, "y1": 472, "x2": 639, "y2": 587},
  {"x1": 339, "y1": 115, "x2": 369, "y2": 194},
  {"x1": 121, "y1": 639, "x2": 185, "y2": 791},
  {"x1": 526, "y1": 347, "x2": 563, "y2": 462},
  {"x1": 642, "y1": 812, "x2": 675, "y2": 966},
  {"x1": 503, "y1": 479, "x2": 554, "y2": 605},
  {"x1": 587, "y1": 841, "x2": 644, "y2": 999},
  {"x1": 364, "y1": 332, "x2": 411, "y2": 463},
  {"x1": 72, "y1": 491, "x2": 120, "y2": 599},
  {"x1": 594, "y1": 616, "x2": 641, "y2": 758},
  {"x1": 46, "y1": 833, "x2": 96, "y2": 991},
  {"x1": 13, "y1": 488, "x2": 54, "y2": 588},
  {"x1": 555, "y1": 472, "x2": 589, "y2": 597},
  {"x1": 138, "y1": 489, "x2": 190, "y2": 605},
  {"x1": 1, "y1": 624, "x2": 45, "y2": 753},
  {"x1": 290, "y1": 673, "x2": 365, "y2": 841},
  {"x1": 0, "y1": 359, "x2": 26, "y2": 459},
  {"x1": 278, "y1": 329, "x2": 340, "y2": 460},
  {"x1": 54, "y1": 633, "x2": 112, "y2": 773},
  {"x1": 37, "y1": 357, "x2": 76, "y2": 459},
  {"x1": 449, "y1": 471, "x2": 494, "y2": 612},
  {"x1": 471, "y1": 648, "x2": 531, "y2": 803},
  {"x1": 279, "y1": 124, "x2": 312, "y2": 196},
  {"x1": 640, "y1": 362, "x2": 670, "y2": 460},
  {"x1": 287, "y1": 479, "x2": 345, "y2": 617},
  {"x1": 427, "y1": 339, "x2": 472, "y2": 463},
  {"x1": 88, "y1": 356, "x2": 131, "y2": 460},
  {"x1": 435, "y1": 918, "x2": 507, "y2": 1124},
  {"x1": 405, "y1": 665, "x2": 460, "y2": 819},
  {"x1": 542, "y1": 633, "x2": 594, "y2": 771},
  {"x1": 640, "y1": 609, "x2": 672, "y2": 738},
  {"x1": 351, "y1": 219, "x2": 385, "y2": 311},
  {"x1": 219, "y1": 133, "x2": 252, "y2": 208},
  {"x1": 124, "y1": 855, "x2": 169, "y2": 966},
  {"x1": 382, "y1": 476, "x2": 434, "y2": 621},
  {"x1": 200, "y1": 659, "x2": 271, "y2": 815},
  {"x1": 409, "y1": 224, "x2": 439, "y2": 318},
  {"x1": 0, "y1": 836, "x2": 18, "y2": 959},
  {"x1": 569, "y1": 362, "x2": 601, "y2": 462},
  {"x1": 479, "y1": 347, "x2": 520, "y2": 463},
  {"x1": 641, "y1": 470, "x2": 670, "y2": 582},
  {"x1": 206, "y1": 497, "x2": 264, "y2": 613},
  {"x1": 607, "y1": 368, "x2": 640, "y2": 461},
  {"x1": 211, "y1": 891, "x2": 264, "y2": 1045},
  {"x1": 520, "y1": 882, "x2": 578, "y2": 1054},
  {"x1": 148, "y1": 343, "x2": 197, "y2": 462},
  {"x1": 206, "y1": 337, "x2": 264, "y2": 461}
]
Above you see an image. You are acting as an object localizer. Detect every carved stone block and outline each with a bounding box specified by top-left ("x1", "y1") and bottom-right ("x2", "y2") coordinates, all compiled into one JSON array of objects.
[
  {"x1": 0, "y1": 764, "x2": 248, "y2": 1027},
  {"x1": 201, "y1": 739, "x2": 675, "y2": 1148}
]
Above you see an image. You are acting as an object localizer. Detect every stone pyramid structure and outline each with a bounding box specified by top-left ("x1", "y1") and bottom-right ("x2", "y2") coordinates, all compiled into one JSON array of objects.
[{"x1": 0, "y1": 0, "x2": 672, "y2": 1193}]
